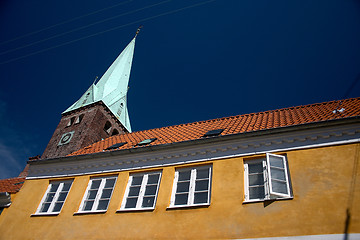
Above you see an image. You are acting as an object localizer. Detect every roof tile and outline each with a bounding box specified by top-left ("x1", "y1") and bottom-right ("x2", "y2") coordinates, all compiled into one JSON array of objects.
[{"x1": 0, "y1": 177, "x2": 25, "y2": 193}]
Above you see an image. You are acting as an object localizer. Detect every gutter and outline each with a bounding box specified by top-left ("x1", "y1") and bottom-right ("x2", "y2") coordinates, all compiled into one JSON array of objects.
[{"x1": 29, "y1": 116, "x2": 360, "y2": 166}]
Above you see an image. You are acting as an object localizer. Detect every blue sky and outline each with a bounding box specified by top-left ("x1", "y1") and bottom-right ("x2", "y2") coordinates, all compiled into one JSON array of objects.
[{"x1": 0, "y1": 0, "x2": 359, "y2": 179}]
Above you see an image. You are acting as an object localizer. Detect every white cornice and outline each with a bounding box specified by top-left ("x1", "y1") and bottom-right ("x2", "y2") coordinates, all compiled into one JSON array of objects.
[{"x1": 27, "y1": 123, "x2": 360, "y2": 179}]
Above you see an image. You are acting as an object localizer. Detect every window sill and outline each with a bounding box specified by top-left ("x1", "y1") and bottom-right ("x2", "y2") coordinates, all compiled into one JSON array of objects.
[
  {"x1": 167, "y1": 203, "x2": 210, "y2": 210},
  {"x1": 116, "y1": 208, "x2": 155, "y2": 213},
  {"x1": 243, "y1": 197, "x2": 293, "y2": 204},
  {"x1": 31, "y1": 212, "x2": 59, "y2": 217},
  {"x1": 73, "y1": 210, "x2": 107, "y2": 215}
]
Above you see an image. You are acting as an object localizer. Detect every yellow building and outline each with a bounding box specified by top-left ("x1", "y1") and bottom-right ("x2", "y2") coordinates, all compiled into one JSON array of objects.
[
  {"x1": 1, "y1": 96, "x2": 359, "y2": 240},
  {"x1": 0, "y1": 35, "x2": 359, "y2": 239}
]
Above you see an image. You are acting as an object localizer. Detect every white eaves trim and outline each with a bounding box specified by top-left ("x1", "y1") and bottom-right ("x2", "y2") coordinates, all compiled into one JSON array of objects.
[{"x1": 27, "y1": 124, "x2": 360, "y2": 180}]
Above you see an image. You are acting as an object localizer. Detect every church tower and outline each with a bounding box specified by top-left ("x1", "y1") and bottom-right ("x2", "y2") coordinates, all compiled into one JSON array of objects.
[{"x1": 42, "y1": 35, "x2": 137, "y2": 159}]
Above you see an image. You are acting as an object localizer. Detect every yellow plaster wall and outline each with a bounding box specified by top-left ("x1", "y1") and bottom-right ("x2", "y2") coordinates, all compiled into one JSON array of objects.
[{"x1": 0, "y1": 143, "x2": 359, "y2": 239}]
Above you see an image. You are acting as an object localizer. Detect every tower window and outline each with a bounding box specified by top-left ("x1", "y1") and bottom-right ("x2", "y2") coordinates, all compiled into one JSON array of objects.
[
  {"x1": 111, "y1": 129, "x2": 119, "y2": 136},
  {"x1": 75, "y1": 114, "x2": 85, "y2": 124},
  {"x1": 67, "y1": 117, "x2": 76, "y2": 127},
  {"x1": 104, "y1": 121, "x2": 112, "y2": 134}
]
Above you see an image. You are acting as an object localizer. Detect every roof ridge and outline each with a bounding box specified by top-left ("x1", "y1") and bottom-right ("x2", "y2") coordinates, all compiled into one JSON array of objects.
[{"x1": 131, "y1": 97, "x2": 359, "y2": 132}]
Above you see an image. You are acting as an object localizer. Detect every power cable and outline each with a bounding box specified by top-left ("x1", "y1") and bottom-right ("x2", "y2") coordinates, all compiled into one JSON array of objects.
[
  {"x1": 0, "y1": 0, "x2": 172, "y2": 56},
  {"x1": 0, "y1": 0, "x2": 216, "y2": 65},
  {"x1": 0, "y1": 0, "x2": 134, "y2": 46}
]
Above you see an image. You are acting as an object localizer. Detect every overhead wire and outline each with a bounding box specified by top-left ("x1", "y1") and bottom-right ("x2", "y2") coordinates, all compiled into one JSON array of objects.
[
  {"x1": 0, "y1": 0, "x2": 134, "y2": 46},
  {"x1": 0, "y1": 0, "x2": 172, "y2": 56},
  {"x1": 0, "y1": 0, "x2": 216, "y2": 65}
]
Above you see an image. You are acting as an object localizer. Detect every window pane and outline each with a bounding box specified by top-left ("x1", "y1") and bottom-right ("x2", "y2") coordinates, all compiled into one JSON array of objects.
[
  {"x1": 249, "y1": 173, "x2": 264, "y2": 186},
  {"x1": 195, "y1": 179, "x2": 209, "y2": 191},
  {"x1": 176, "y1": 182, "x2": 190, "y2": 193},
  {"x1": 53, "y1": 202, "x2": 63, "y2": 212},
  {"x1": 132, "y1": 176, "x2": 143, "y2": 185},
  {"x1": 142, "y1": 196, "x2": 155, "y2": 208},
  {"x1": 125, "y1": 197, "x2": 138, "y2": 208},
  {"x1": 269, "y1": 155, "x2": 284, "y2": 168},
  {"x1": 90, "y1": 180, "x2": 101, "y2": 189},
  {"x1": 87, "y1": 190, "x2": 97, "y2": 200},
  {"x1": 62, "y1": 182, "x2": 71, "y2": 191},
  {"x1": 175, "y1": 193, "x2": 188, "y2": 205},
  {"x1": 248, "y1": 163, "x2": 263, "y2": 174},
  {"x1": 196, "y1": 168, "x2": 209, "y2": 179},
  {"x1": 194, "y1": 192, "x2": 208, "y2": 204},
  {"x1": 105, "y1": 178, "x2": 116, "y2": 188},
  {"x1": 144, "y1": 185, "x2": 157, "y2": 196},
  {"x1": 249, "y1": 186, "x2": 265, "y2": 199},
  {"x1": 57, "y1": 192, "x2": 67, "y2": 202},
  {"x1": 101, "y1": 189, "x2": 112, "y2": 199},
  {"x1": 271, "y1": 180, "x2": 288, "y2": 194},
  {"x1": 178, "y1": 171, "x2": 191, "y2": 181},
  {"x1": 97, "y1": 200, "x2": 109, "y2": 210},
  {"x1": 128, "y1": 186, "x2": 140, "y2": 196},
  {"x1": 50, "y1": 183, "x2": 60, "y2": 192},
  {"x1": 84, "y1": 201, "x2": 94, "y2": 211},
  {"x1": 40, "y1": 203, "x2": 51, "y2": 212},
  {"x1": 270, "y1": 167, "x2": 286, "y2": 181},
  {"x1": 147, "y1": 174, "x2": 160, "y2": 184},
  {"x1": 45, "y1": 193, "x2": 55, "y2": 202}
]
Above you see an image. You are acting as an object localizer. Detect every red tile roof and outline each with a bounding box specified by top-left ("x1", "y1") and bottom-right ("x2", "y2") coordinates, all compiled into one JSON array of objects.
[
  {"x1": 69, "y1": 97, "x2": 360, "y2": 157},
  {"x1": 0, "y1": 177, "x2": 25, "y2": 193}
]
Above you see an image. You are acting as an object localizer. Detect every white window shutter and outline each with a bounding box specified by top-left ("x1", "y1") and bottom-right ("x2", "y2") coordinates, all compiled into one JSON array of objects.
[{"x1": 266, "y1": 153, "x2": 291, "y2": 198}]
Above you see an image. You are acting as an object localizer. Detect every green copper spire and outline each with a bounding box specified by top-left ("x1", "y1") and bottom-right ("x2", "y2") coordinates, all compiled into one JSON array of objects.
[{"x1": 63, "y1": 37, "x2": 136, "y2": 132}]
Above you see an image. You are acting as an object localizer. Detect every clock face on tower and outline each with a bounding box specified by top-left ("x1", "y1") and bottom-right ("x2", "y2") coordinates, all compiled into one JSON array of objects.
[{"x1": 58, "y1": 131, "x2": 75, "y2": 146}]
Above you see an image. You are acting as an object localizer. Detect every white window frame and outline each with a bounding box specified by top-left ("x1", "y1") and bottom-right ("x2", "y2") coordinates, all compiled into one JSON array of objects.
[
  {"x1": 244, "y1": 153, "x2": 292, "y2": 203},
  {"x1": 34, "y1": 179, "x2": 73, "y2": 216},
  {"x1": 118, "y1": 171, "x2": 162, "y2": 211},
  {"x1": 77, "y1": 176, "x2": 117, "y2": 214},
  {"x1": 169, "y1": 165, "x2": 212, "y2": 208}
]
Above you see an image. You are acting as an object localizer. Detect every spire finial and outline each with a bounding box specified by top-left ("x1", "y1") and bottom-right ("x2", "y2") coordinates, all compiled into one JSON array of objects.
[
  {"x1": 135, "y1": 26, "x2": 143, "y2": 37},
  {"x1": 93, "y1": 76, "x2": 98, "y2": 84}
]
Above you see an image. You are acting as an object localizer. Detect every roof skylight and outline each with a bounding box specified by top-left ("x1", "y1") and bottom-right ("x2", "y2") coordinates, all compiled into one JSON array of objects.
[
  {"x1": 137, "y1": 138, "x2": 157, "y2": 146},
  {"x1": 202, "y1": 129, "x2": 224, "y2": 138},
  {"x1": 106, "y1": 142, "x2": 127, "y2": 150}
]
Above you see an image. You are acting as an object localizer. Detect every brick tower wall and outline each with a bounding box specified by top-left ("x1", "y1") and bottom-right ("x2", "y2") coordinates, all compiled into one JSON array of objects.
[{"x1": 42, "y1": 102, "x2": 126, "y2": 159}]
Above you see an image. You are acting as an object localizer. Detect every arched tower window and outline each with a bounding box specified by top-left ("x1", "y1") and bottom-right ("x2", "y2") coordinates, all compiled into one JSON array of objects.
[
  {"x1": 104, "y1": 121, "x2": 112, "y2": 134},
  {"x1": 75, "y1": 114, "x2": 85, "y2": 124},
  {"x1": 111, "y1": 129, "x2": 119, "y2": 136},
  {"x1": 67, "y1": 117, "x2": 76, "y2": 127}
]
